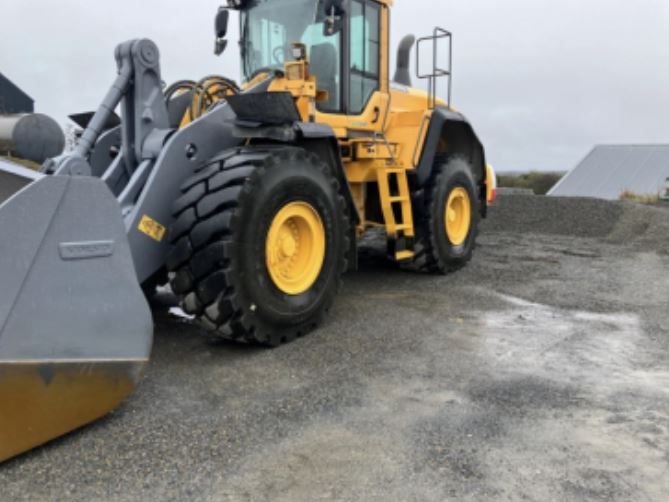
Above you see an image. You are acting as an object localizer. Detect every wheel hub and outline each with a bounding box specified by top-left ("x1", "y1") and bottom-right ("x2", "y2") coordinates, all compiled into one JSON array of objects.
[
  {"x1": 266, "y1": 202, "x2": 326, "y2": 295},
  {"x1": 444, "y1": 187, "x2": 472, "y2": 246},
  {"x1": 280, "y1": 233, "x2": 297, "y2": 258}
]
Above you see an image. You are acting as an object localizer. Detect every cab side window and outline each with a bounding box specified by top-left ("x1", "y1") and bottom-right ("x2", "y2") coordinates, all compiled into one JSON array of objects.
[
  {"x1": 349, "y1": 0, "x2": 380, "y2": 114},
  {"x1": 302, "y1": 24, "x2": 342, "y2": 112}
]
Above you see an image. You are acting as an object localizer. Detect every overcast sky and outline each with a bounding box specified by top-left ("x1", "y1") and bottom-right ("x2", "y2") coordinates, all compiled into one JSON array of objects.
[{"x1": 2, "y1": 0, "x2": 668, "y2": 172}]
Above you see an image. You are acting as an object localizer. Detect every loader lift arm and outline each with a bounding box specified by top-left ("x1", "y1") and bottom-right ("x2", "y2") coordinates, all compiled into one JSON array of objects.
[
  {"x1": 0, "y1": 39, "x2": 240, "y2": 463},
  {"x1": 46, "y1": 39, "x2": 243, "y2": 285}
]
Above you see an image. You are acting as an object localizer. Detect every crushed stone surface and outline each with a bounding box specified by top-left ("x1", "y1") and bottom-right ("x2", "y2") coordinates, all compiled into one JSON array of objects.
[{"x1": 2, "y1": 195, "x2": 668, "y2": 501}]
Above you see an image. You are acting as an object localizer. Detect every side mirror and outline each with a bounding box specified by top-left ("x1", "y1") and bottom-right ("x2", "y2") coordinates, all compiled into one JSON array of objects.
[
  {"x1": 215, "y1": 8, "x2": 230, "y2": 38},
  {"x1": 323, "y1": 0, "x2": 345, "y2": 36},
  {"x1": 214, "y1": 7, "x2": 230, "y2": 55}
]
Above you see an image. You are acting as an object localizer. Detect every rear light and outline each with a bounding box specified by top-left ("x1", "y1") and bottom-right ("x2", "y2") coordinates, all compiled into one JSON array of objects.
[{"x1": 486, "y1": 164, "x2": 497, "y2": 205}]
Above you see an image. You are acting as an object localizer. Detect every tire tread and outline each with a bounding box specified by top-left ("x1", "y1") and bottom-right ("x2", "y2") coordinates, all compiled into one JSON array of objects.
[{"x1": 166, "y1": 146, "x2": 349, "y2": 346}]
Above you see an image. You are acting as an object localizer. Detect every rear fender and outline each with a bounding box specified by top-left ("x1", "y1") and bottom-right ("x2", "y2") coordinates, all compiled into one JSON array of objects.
[{"x1": 414, "y1": 107, "x2": 488, "y2": 216}]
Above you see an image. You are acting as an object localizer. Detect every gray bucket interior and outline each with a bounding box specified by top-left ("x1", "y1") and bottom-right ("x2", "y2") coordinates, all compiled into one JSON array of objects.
[{"x1": 0, "y1": 174, "x2": 153, "y2": 362}]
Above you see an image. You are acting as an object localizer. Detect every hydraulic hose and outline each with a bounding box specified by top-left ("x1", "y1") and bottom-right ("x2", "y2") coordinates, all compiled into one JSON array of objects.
[{"x1": 164, "y1": 75, "x2": 240, "y2": 122}]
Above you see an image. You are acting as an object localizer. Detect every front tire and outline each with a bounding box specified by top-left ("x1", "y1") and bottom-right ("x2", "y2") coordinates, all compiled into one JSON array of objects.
[{"x1": 166, "y1": 146, "x2": 349, "y2": 346}]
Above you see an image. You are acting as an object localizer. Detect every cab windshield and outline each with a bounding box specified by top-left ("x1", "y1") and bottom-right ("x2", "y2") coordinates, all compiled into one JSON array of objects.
[
  {"x1": 240, "y1": 0, "x2": 342, "y2": 112},
  {"x1": 241, "y1": 0, "x2": 319, "y2": 79}
]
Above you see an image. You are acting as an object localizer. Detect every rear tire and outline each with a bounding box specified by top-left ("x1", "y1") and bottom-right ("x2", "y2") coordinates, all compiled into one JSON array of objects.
[
  {"x1": 409, "y1": 156, "x2": 480, "y2": 273},
  {"x1": 166, "y1": 146, "x2": 349, "y2": 346}
]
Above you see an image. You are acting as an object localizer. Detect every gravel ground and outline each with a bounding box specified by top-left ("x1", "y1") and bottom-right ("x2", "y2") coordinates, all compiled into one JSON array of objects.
[{"x1": 1, "y1": 195, "x2": 668, "y2": 501}]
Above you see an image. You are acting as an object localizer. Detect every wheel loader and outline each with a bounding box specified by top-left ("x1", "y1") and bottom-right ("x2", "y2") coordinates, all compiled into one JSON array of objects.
[{"x1": 0, "y1": 0, "x2": 496, "y2": 463}]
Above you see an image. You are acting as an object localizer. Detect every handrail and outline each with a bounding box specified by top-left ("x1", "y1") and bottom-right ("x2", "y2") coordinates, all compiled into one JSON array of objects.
[{"x1": 415, "y1": 27, "x2": 453, "y2": 109}]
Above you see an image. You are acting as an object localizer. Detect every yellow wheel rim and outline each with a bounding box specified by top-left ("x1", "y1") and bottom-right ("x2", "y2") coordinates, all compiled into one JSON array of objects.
[
  {"x1": 265, "y1": 201, "x2": 326, "y2": 295},
  {"x1": 444, "y1": 187, "x2": 472, "y2": 246}
]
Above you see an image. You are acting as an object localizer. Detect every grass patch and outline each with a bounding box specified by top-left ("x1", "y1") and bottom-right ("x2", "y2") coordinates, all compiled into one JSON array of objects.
[
  {"x1": 497, "y1": 171, "x2": 566, "y2": 195},
  {"x1": 620, "y1": 190, "x2": 667, "y2": 206}
]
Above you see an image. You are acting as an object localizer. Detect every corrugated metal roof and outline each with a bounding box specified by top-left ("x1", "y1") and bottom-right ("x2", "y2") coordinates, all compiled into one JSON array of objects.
[
  {"x1": 0, "y1": 73, "x2": 34, "y2": 114},
  {"x1": 0, "y1": 73, "x2": 33, "y2": 102},
  {"x1": 548, "y1": 145, "x2": 669, "y2": 200}
]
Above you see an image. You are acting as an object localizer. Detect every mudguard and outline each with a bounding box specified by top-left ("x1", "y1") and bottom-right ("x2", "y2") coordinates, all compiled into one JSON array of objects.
[{"x1": 415, "y1": 106, "x2": 487, "y2": 189}]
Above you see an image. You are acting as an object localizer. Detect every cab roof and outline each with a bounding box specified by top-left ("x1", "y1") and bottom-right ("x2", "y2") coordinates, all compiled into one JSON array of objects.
[{"x1": 230, "y1": 0, "x2": 393, "y2": 8}]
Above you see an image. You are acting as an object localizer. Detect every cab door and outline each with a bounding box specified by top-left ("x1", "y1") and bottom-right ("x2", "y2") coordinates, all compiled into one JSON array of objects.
[
  {"x1": 313, "y1": 0, "x2": 389, "y2": 137},
  {"x1": 346, "y1": 0, "x2": 388, "y2": 132}
]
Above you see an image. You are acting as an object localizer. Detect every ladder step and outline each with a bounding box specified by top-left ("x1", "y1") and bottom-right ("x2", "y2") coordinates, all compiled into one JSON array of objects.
[
  {"x1": 395, "y1": 250, "x2": 415, "y2": 261},
  {"x1": 377, "y1": 167, "x2": 414, "y2": 243}
]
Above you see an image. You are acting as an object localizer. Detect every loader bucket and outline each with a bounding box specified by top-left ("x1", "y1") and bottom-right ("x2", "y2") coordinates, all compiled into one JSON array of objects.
[{"x1": 0, "y1": 165, "x2": 153, "y2": 463}]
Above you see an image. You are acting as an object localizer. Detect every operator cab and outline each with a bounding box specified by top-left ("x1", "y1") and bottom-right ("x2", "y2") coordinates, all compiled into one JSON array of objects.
[{"x1": 223, "y1": 0, "x2": 385, "y2": 117}]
